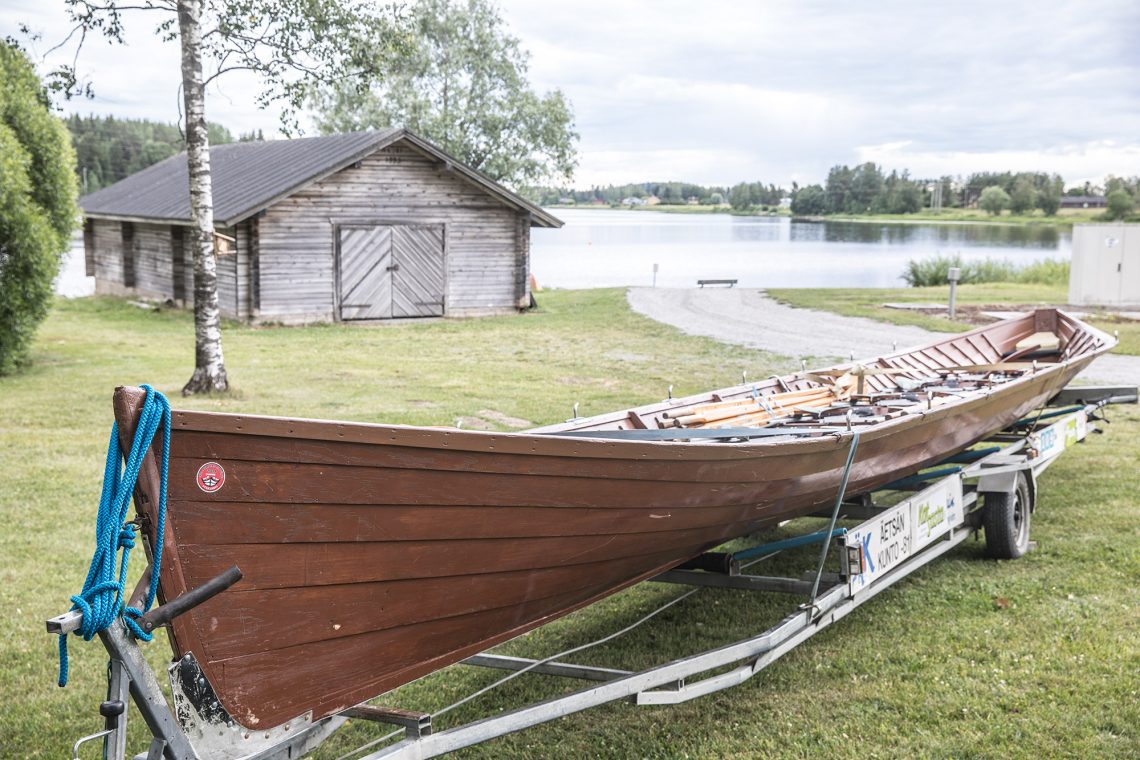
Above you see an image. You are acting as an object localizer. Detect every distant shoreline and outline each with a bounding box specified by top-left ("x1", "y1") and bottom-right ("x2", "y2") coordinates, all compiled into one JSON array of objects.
[{"x1": 544, "y1": 204, "x2": 1102, "y2": 227}]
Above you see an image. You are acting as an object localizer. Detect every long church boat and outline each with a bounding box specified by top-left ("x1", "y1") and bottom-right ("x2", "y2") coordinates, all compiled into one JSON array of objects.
[{"x1": 112, "y1": 308, "x2": 1112, "y2": 729}]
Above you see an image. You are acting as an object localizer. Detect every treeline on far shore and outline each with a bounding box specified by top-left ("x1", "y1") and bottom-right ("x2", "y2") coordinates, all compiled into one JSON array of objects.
[{"x1": 525, "y1": 165, "x2": 1140, "y2": 220}]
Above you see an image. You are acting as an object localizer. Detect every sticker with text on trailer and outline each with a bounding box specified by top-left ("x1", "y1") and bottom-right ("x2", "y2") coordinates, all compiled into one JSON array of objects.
[
  {"x1": 1031, "y1": 408, "x2": 1088, "y2": 461},
  {"x1": 845, "y1": 475, "x2": 963, "y2": 591},
  {"x1": 196, "y1": 461, "x2": 226, "y2": 493}
]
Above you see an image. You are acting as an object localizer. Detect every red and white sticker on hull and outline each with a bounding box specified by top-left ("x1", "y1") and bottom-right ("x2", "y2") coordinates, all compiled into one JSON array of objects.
[{"x1": 196, "y1": 462, "x2": 226, "y2": 493}]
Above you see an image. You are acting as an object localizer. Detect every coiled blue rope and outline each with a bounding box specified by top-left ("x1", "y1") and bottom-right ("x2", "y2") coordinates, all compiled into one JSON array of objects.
[{"x1": 58, "y1": 385, "x2": 170, "y2": 687}]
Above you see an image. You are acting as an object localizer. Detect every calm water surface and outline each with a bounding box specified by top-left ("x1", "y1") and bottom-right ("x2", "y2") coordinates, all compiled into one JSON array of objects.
[
  {"x1": 56, "y1": 210, "x2": 1072, "y2": 296},
  {"x1": 530, "y1": 209, "x2": 1071, "y2": 289}
]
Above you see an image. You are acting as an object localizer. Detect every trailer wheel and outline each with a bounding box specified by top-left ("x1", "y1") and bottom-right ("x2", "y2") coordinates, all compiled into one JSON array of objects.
[{"x1": 983, "y1": 472, "x2": 1032, "y2": 559}]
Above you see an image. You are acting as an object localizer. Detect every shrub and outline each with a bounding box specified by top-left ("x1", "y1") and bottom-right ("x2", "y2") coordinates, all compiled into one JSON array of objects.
[
  {"x1": 979, "y1": 186, "x2": 1010, "y2": 215},
  {"x1": 1105, "y1": 189, "x2": 1135, "y2": 220},
  {"x1": 0, "y1": 42, "x2": 78, "y2": 374},
  {"x1": 901, "y1": 253, "x2": 1069, "y2": 287}
]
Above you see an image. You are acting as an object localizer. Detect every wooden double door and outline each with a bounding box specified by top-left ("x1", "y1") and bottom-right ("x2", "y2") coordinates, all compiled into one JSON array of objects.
[{"x1": 338, "y1": 224, "x2": 445, "y2": 320}]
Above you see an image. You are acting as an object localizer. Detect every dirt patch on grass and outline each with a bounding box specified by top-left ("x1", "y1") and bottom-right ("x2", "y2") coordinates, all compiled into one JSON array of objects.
[{"x1": 477, "y1": 409, "x2": 534, "y2": 429}]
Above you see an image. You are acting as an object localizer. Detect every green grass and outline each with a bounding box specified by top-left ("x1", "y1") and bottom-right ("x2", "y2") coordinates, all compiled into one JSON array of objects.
[
  {"x1": 2, "y1": 291, "x2": 1137, "y2": 758},
  {"x1": 768, "y1": 283, "x2": 1068, "y2": 332},
  {"x1": 768, "y1": 284, "x2": 1140, "y2": 356},
  {"x1": 901, "y1": 255, "x2": 1069, "y2": 288}
]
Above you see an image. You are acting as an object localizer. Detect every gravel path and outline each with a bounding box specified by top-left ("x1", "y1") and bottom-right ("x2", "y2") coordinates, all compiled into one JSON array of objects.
[{"x1": 627, "y1": 287, "x2": 1139, "y2": 385}]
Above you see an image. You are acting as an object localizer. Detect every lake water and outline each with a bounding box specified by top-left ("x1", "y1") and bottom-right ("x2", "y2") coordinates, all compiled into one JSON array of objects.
[
  {"x1": 530, "y1": 209, "x2": 1071, "y2": 289},
  {"x1": 55, "y1": 209, "x2": 1072, "y2": 297}
]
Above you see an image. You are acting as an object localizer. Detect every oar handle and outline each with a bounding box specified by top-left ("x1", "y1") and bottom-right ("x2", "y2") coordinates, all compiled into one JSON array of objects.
[{"x1": 137, "y1": 566, "x2": 243, "y2": 634}]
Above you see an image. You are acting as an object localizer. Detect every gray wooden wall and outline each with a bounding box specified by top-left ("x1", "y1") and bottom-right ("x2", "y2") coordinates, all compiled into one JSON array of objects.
[
  {"x1": 87, "y1": 218, "x2": 253, "y2": 320},
  {"x1": 84, "y1": 140, "x2": 535, "y2": 323},
  {"x1": 257, "y1": 143, "x2": 531, "y2": 322}
]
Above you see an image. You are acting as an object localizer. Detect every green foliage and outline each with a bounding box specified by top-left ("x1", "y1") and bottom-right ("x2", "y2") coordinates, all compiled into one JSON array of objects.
[
  {"x1": 978, "y1": 185, "x2": 1010, "y2": 215},
  {"x1": 790, "y1": 184, "x2": 827, "y2": 215},
  {"x1": 726, "y1": 181, "x2": 784, "y2": 210},
  {"x1": 1105, "y1": 189, "x2": 1135, "y2": 220},
  {"x1": 311, "y1": 0, "x2": 577, "y2": 187},
  {"x1": 525, "y1": 180, "x2": 764, "y2": 208},
  {"x1": 1104, "y1": 175, "x2": 1140, "y2": 198},
  {"x1": 1037, "y1": 190, "x2": 1061, "y2": 216},
  {"x1": 0, "y1": 41, "x2": 79, "y2": 375},
  {"x1": 901, "y1": 253, "x2": 1069, "y2": 287},
  {"x1": 964, "y1": 170, "x2": 1063, "y2": 208},
  {"x1": 1008, "y1": 178, "x2": 1037, "y2": 214},
  {"x1": 66, "y1": 114, "x2": 235, "y2": 193}
]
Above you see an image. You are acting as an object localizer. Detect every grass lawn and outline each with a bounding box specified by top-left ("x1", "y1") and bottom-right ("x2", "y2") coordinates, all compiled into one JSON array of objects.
[
  {"x1": 769, "y1": 283, "x2": 1140, "y2": 356},
  {"x1": 2, "y1": 290, "x2": 1137, "y2": 758}
]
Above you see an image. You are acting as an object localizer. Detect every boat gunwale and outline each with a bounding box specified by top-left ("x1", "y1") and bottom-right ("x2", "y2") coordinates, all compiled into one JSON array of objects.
[{"x1": 161, "y1": 309, "x2": 1115, "y2": 461}]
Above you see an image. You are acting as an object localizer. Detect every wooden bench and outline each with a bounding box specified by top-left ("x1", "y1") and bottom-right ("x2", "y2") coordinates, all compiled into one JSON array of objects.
[{"x1": 697, "y1": 279, "x2": 738, "y2": 288}]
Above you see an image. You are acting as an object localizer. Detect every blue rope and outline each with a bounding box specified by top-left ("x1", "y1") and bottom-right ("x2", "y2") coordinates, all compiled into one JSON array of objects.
[{"x1": 58, "y1": 385, "x2": 170, "y2": 687}]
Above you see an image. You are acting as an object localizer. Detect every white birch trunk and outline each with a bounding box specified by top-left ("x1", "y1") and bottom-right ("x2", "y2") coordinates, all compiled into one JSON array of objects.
[{"x1": 178, "y1": 0, "x2": 228, "y2": 395}]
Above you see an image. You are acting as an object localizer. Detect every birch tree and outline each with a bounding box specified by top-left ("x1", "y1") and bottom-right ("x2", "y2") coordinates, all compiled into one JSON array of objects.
[
  {"x1": 312, "y1": 0, "x2": 577, "y2": 188},
  {"x1": 45, "y1": 0, "x2": 405, "y2": 394}
]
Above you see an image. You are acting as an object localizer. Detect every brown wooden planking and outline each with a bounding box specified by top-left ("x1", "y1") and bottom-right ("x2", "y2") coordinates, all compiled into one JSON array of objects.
[
  {"x1": 168, "y1": 428, "x2": 835, "y2": 482},
  {"x1": 107, "y1": 310, "x2": 1114, "y2": 730},
  {"x1": 193, "y1": 545, "x2": 712, "y2": 660},
  {"x1": 170, "y1": 500, "x2": 779, "y2": 545},
  {"x1": 212, "y1": 586, "x2": 615, "y2": 727},
  {"x1": 178, "y1": 518, "x2": 785, "y2": 592}
]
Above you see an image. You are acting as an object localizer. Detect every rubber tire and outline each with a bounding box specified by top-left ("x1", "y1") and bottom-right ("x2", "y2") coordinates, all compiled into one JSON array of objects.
[{"x1": 983, "y1": 472, "x2": 1032, "y2": 559}]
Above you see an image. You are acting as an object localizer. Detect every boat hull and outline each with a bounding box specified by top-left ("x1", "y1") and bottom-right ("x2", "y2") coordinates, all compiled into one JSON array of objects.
[{"x1": 114, "y1": 309, "x2": 1111, "y2": 728}]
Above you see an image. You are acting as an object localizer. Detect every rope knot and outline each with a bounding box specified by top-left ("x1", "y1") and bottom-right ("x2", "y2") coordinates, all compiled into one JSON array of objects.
[{"x1": 57, "y1": 385, "x2": 170, "y2": 687}]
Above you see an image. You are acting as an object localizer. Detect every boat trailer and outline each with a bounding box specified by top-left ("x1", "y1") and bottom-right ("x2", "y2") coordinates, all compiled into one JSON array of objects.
[{"x1": 48, "y1": 384, "x2": 1136, "y2": 760}]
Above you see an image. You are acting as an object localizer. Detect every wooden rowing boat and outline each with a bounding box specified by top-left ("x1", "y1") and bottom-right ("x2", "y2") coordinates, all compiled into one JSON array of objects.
[{"x1": 115, "y1": 308, "x2": 1112, "y2": 729}]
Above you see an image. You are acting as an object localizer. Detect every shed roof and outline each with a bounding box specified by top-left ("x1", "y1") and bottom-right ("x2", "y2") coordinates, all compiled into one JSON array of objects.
[{"x1": 79, "y1": 128, "x2": 562, "y2": 228}]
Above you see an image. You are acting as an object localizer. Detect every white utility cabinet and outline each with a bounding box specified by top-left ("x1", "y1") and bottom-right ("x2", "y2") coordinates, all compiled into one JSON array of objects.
[{"x1": 1069, "y1": 223, "x2": 1140, "y2": 306}]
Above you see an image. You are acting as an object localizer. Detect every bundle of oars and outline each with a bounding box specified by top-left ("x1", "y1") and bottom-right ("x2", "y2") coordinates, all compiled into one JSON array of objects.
[{"x1": 664, "y1": 382, "x2": 850, "y2": 429}]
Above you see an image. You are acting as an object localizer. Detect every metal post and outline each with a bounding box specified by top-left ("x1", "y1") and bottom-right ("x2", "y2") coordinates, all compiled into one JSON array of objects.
[
  {"x1": 105, "y1": 657, "x2": 130, "y2": 760},
  {"x1": 807, "y1": 432, "x2": 860, "y2": 604},
  {"x1": 97, "y1": 620, "x2": 200, "y2": 759},
  {"x1": 947, "y1": 266, "x2": 960, "y2": 320},
  {"x1": 652, "y1": 262, "x2": 658, "y2": 288}
]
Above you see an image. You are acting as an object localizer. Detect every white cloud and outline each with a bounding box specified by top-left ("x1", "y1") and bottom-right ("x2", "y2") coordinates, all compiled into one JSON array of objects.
[{"x1": 5, "y1": 0, "x2": 1140, "y2": 186}]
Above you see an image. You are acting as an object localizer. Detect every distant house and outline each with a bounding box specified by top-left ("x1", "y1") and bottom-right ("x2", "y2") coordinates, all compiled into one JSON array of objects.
[
  {"x1": 79, "y1": 128, "x2": 562, "y2": 323},
  {"x1": 622, "y1": 197, "x2": 646, "y2": 206},
  {"x1": 1061, "y1": 195, "x2": 1107, "y2": 210}
]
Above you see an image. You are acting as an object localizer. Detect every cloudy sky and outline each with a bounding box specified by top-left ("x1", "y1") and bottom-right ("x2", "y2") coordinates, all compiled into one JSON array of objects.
[{"x1": 7, "y1": 0, "x2": 1140, "y2": 188}]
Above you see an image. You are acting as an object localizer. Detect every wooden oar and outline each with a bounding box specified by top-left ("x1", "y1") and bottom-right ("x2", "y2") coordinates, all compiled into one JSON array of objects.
[
  {"x1": 675, "y1": 388, "x2": 833, "y2": 426},
  {"x1": 702, "y1": 396, "x2": 836, "y2": 429},
  {"x1": 664, "y1": 387, "x2": 830, "y2": 419}
]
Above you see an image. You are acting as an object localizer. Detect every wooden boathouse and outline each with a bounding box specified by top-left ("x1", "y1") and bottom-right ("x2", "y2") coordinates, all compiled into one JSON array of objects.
[{"x1": 78, "y1": 128, "x2": 562, "y2": 323}]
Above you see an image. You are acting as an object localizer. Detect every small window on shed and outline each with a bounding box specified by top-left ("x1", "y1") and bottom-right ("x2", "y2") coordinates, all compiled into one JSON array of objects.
[
  {"x1": 214, "y1": 228, "x2": 236, "y2": 257},
  {"x1": 120, "y1": 221, "x2": 136, "y2": 287}
]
